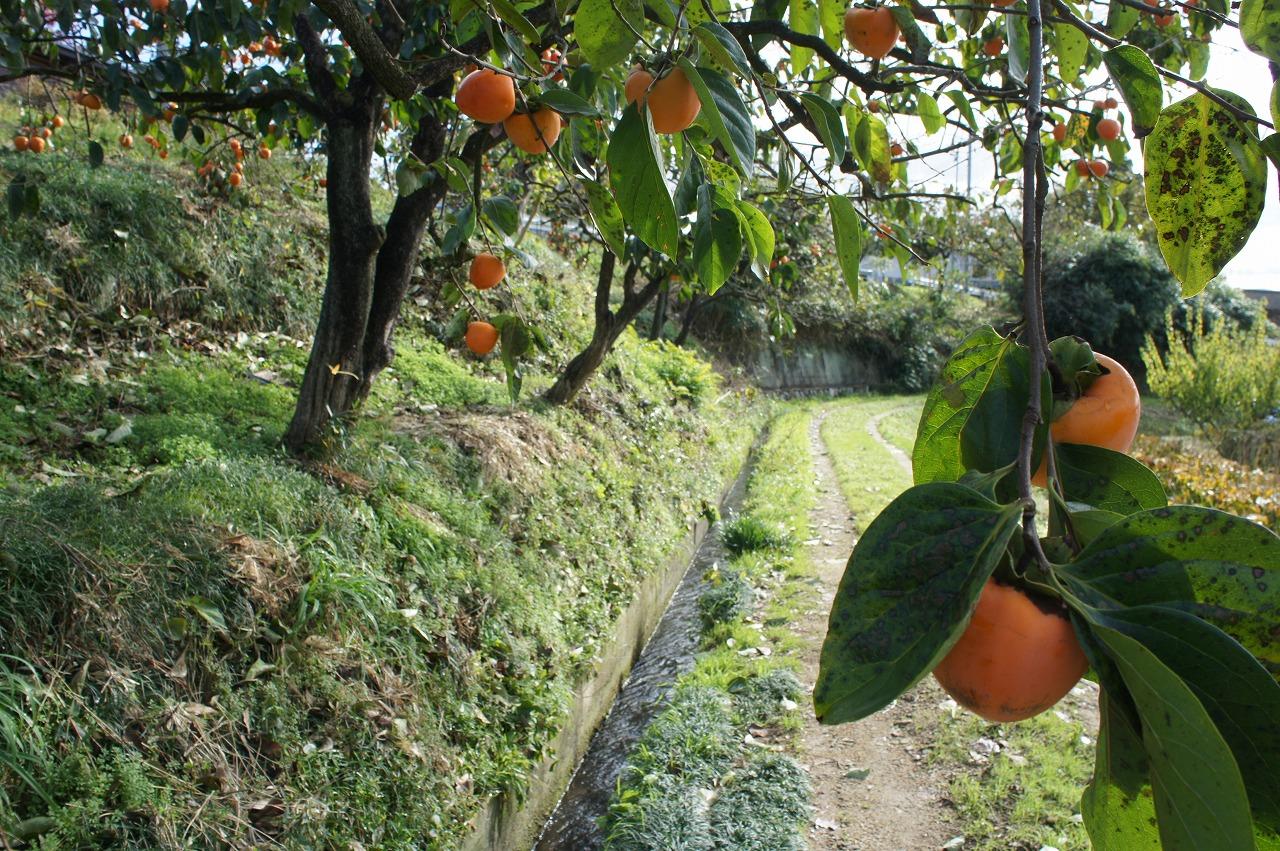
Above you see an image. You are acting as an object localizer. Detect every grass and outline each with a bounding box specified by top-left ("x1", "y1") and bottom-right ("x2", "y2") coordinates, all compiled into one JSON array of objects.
[
  {"x1": 817, "y1": 394, "x2": 1097, "y2": 851},
  {"x1": 603, "y1": 408, "x2": 818, "y2": 851},
  {"x1": 0, "y1": 109, "x2": 769, "y2": 846}
]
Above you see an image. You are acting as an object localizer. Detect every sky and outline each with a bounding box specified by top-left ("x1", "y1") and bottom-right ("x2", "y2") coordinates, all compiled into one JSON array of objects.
[{"x1": 882, "y1": 26, "x2": 1279, "y2": 291}]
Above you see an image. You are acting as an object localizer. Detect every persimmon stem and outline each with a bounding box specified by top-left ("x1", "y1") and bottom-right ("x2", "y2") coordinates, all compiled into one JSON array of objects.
[{"x1": 1018, "y1": 0, "x2": 1053, "y2": 570}]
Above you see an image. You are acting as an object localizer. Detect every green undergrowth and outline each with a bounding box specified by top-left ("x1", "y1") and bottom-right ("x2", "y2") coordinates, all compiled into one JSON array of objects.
[
  {"x1": 0, "y1": 135, "x2": 765, "y2": 845},
  {"x1": 603, "y1": 408, "x2": 817, "y2": 851}
]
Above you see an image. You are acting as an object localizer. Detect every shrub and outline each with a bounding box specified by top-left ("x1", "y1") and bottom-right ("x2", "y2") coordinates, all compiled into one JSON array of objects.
[
  {"x1": 729, "y1": 668, "x2": 803, "y2": 727},
  {"x1": 1133, "y1": 436, "x2": 1279, "y2": 530},
  {"x1": 707, "y1": 752, "x2": 811, "y2": 851},
  {"x1": 1142, "y1": 304, "x2": 1280, "y2": 439},
  {"x1": 720, "y1": 515, "x2": 790, "y2": 556}
]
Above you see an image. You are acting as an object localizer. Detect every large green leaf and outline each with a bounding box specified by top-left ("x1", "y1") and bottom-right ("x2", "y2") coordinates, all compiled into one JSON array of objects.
[
  {"x1": 853, "y1": 111, "x2": 892, "y2": 182},
  {"x1": 826, "y1": 194, "x2": 863, "y2": 300},
  {"x1": 818, "y1": 0, "x2": 844, "y2": 49},
  {"x1": 736, "y1": 199, "x2": 775, "y2": 280},
  {"x1": 574, "y1": 0, "x2": 642, "y2": 67},
  {"x1": 890, "y1": 6, "x2": 931, "y2": 62},
  {"x1": 1061, "y1": 506, "x2": 1280, "y2": 672},
  {"x1": 1084, "y1": 605, "x2": 1280, "y2": 840},
  {"x1": 1082, "y1": 692, "x2": 1161, "y2": 851},
  {"x1": 1144, "y1": 91, "x2": 1267, "y2": 296},
  {"x1": 913, "y1": 327, "x2": 1035, "y2": 484},
  {"x1": 1006, "y1": 11, "x2": 1030, "y2": 83},
  {"x1": 1107, "y1": 0, "x2": 1140, "y2": 37},
  {"x1": 679, "y1": 62, "x2": 755, "y2": 178},
  {"x1": 917, "y1": 92, "x2": 944, "y2": 136},
  {"x1": 1054, "y1": 443, "x2": 1167, "y2": 515},
  {"x1": 1053, "y1": 22, "x2": 1089, "y2": 84},
  {"x1": 1242, "y1": 0, "x2": 1280, "y2": 63},
  {"x1": 693, "y1": 21, "x2": 752, "y2": 77},
  {"x1": 1103, "y1": 46, "x2": 1163, "y2": 138},
  {"x1": 693, "y1": 184, "x2": 744, "y2": 294},
  {"x1": 608, "y1": 105, "x2": 679, "y2": 256},
  {"x1": 580, "y1": 178, "x2": 627, "y2": 258},
  {"x1": 1093, "y1": 626, "x2": 1255, "y2": 850},
  {"x1": 799, "y1": 92, "x2": 847, "y2": 165},
  {"x1": 789, "y1": 0, "x2": 818, "y2": 73},
  {"x1": 815, "y1": 484, "x2": 1023, "y2": 724}
]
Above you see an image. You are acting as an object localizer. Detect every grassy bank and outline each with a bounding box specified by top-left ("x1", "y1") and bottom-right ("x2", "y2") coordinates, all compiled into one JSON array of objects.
[
  {"x1": 603, "y1": 408, "x2": 818, "y2": 851},
  {"x1": 0, "y1": 119, "x2": 764, "y2": 848}
]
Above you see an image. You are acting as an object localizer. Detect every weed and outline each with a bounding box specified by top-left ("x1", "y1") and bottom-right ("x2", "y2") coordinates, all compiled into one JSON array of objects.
[{"x1": 720, "y1": 515, "x2": 790, "y2": 556}]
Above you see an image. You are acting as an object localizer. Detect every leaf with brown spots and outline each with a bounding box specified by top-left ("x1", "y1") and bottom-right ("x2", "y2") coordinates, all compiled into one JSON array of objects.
[
  {"x1": 1060, "y1": 505, "x2": 1280, "y2": 673},
  {"x1": 814, "y1": 482, "x2": 1022, "y2": 724},
  {"x1": 1243, "y1": 0, "x2": 1280, "y2": 63},
  {"x1": 1144, "y1": 91, "x2": 1266, "y2": 296}
]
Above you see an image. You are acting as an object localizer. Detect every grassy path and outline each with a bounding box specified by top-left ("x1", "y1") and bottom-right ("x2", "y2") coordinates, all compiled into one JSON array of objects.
[{"x1": 803, "y1": 395, "x2": 1097, "y2": 851}]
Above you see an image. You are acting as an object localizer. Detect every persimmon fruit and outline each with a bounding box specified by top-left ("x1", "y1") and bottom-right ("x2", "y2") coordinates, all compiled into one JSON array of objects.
[
  {"x1": 229, "y1": 172, "x2": 243, "y2": 187},
  {"x1": 1096, "y1": 117, "x2": 1120, "y2": 141},
  {"x1": 844, "y1": 7, "x2": 899, "y2": 59},
  {"x1": 258, "y1": 145, "x2": 272, "y2": 159},
  {"x1": 455, "y1": 69, "x2": 516, "y2": 124},
  {"x1": 1052, "y1": 123, "x2": 1067, "y2": 142},
  {"x1": 503, "y1": 108, "x2": 562, "y2": 154},
  {"x1": 1034, "y1": 352, "x2": 1140, "y2": 485},
  {"x1": 982, "y1": 36, "x2": 1004, "y2": 56},
  {"x1": 1074, "y1": 159, "x2": 1090, "y2": 177},
  {"x1": 13, "y1": 135, "x2": 28, "y2": 151},
  {"x1": 51, "y1": 115, "x2": 64, "y2": 129},
  {"x1": 1088, "y1": 159, "x2": 1109, "y2": 178},
  {"x1": 150, "y1": 0, "x2": 169, "y2": 12},
  {"x1": 1104, "y1": 96, "x2": 1118, "y2": 109},
  {"x1": 624, "y1": 67, "x2": 701, "y2": 134},
  {"x1": 469, "y1": 253, "x2": 506, "y2": 289},
  {"x1": 465, "y1": 321, "x2": 499, "y2": 355},
  {"x1": 933, "y1": 579, "x2": 1088, "y2": 723},
  {"x1": 120, "y1": 134, "x2": 133, "y2": 148},
  {"x1": 890, "y1": 141, "x2": 904, "y2": 156},
  {"x1": 27, "y1": 135, "x2": 44, "y2": 153}
]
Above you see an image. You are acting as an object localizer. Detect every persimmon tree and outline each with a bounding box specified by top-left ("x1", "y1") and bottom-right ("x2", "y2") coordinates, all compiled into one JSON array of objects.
[{"x1": 4, "y1": 0, "x2": 1280, "y2": 840}]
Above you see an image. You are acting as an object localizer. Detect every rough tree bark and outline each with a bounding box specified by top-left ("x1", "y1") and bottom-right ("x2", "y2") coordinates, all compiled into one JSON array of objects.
[
  {"x1": 648, "y1": 282, "x2": 669, "y2": 341},
  {"x1": 675, "y1": 293, "x2": 706, "y2": 346},
  {"x1": 544, "y1": 250, "x2": 666, "y2": 405}
]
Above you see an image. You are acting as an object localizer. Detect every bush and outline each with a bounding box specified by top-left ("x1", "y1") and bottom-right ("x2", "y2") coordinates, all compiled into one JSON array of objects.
[
  {"x1": 720, "y1": 515, "x2": 790, "y2": 556},
  {"x1": 707, "y1": 753, "x2": 811, "y2": 851},
  {"x1": 1133, "y1": 436, "x2": 1279, "y2": 530},
  {"x1": 1032, "y1": 231, "x2": 1179, "y2": 375},
  {"x1": 1142, "y1": 303, "x2": 1280, "y2": 438}
]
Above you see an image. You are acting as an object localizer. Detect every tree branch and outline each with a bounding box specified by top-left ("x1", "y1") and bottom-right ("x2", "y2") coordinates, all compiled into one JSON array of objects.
[
  {"x1": 723, "y1": 20, "x2": 904, "y2": 94},
  {"x1": 311, "y1": 0, "x2": 417, "y2": 100}
]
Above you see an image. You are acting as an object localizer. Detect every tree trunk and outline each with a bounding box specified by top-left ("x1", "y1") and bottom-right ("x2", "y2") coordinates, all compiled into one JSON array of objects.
[
  {"x1": 648, "y1": 282, "x2": 668, "y2": 340},
  {"x1": 284, "y1": 106, "x2": 382, "y2": 453},
  {"x1": 675, "y1": 292, "x2": 706, "y2": 346},
  {"x1": 544, "y1": 251, "x2": 666, "y2": 405}
]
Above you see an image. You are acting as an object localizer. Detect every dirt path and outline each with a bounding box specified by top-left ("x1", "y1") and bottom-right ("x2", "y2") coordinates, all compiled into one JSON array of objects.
[
  {"x1": 866, "y1": 408, "x2": 914, "y2": 476},
  {"x1": 793, "y1": 412, "x2": 959, "y2": 851}
]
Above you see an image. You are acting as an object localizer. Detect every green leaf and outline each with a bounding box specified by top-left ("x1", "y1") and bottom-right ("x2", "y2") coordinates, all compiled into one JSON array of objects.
[
  {"x1": 497, "y1": 314, "x2": 534, "y2": 402},
  {"x1": 88, "y1": 139, "x2": 105, "y2": 168},
  {"x1": 482, "y1": 195, "x2": 519, "y2": 235},
  {"x1": 815, "y1": 484, "x2": 1023, "y2": 724},
  {"x1": 913, "y1": 327, "x2": 1036, "y2": 484},
  {"x1": 679, "y1": 62, "x2": 755, "y2": 177},
  {"x1": 736, "y1": 199, "x2": 775, "y2": 280},
  {"x1": 799, "y1": 92, "x2": 847, "y2": 165},
  {"x1": 1052, "y1": 22, "x2": 1089, "y2": 84},
  {"x1": 826, "y1": 194, "x2": 863, "y2": 300},
  {"x1": 1053, "y1": 444, "x2": 1167, "y2": 515},
  {"x1": 1093, "y1": 625, "x2": 1255, "y2": 850},
  {"x1": 7, "y1": 175, "x2": 26, "y2": 219},
  {"x1": 946, "y1": 89, "x2": 978, "y2": 131},
  {"x1": 1006, "y1": 11, "x2": 1030, "y2": 83},
  {"x1": 1083, "y1": 604, "x2": 1280, "y2": 838},
  {"x1": 537, "y1": 88, "x2": 599, "y2": 116},
  {"x1": 608, "y1": 105, "x2": 679, "y2": 257},
  {"x1": 490, "y1": 0, "x2": 541, "y2": 44},
  {"x1": 854, "y1": 111, "x2": 892, "y2": 182},
  {"x1": 185, "y1": 596, "x2": 228, "y2": 632},
  {"x1": 1242, "y1": 0, "x2": 1280, "y2": 62},
  {"x1": 917, "y1": 92, "x2": 944, "y2": 135},
  {"x1": 1144, "y1": 91, "x2": 1267, "y2": 296},
  {"x1": 1102, "y1": 45, "x2": 1163, "y2": 137},
  {"x1": 575, "y1": 0, "x2": 642, "y2": 68},
  {"x1": 442, "y1": 205, "x2": 476, "y2": 256},
  {"x1": 890, "y1": 6, "x2": 931, "y2": 62},
  {"x1": 1082, "y1": 692, "x2": 1162, "y2": 851},
  {"x1": 1060, "y1": 506, "x2": 1280, "y2": 671},
  {"x1": 172, "y1": 113, "x2": 189, "y2": 143},
  {"x1": 581, "y1": 178, "x2": 627, "y2": 257},
  {"x1": 819, "y1": 0, "x2": 844, "y2": 49},
  {"x1": 693, "y1": 184, "x2": 744, "y2": 294},
  {"x1": 1107, "y1": 0, "x2": 1140, "y2": 37},
  {"x1": 789, "y1": 0, "x2": 818, "y2": 74},
  {"x1": 693, "y1": 22, "x2": 752, "y2": 77}
]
